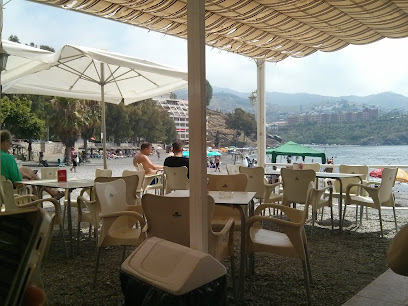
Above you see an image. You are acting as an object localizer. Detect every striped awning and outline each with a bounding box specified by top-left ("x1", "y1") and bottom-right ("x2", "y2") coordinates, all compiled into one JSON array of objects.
[{"x1": 29, "y1": 0, "x2": 408, "y2": 62}]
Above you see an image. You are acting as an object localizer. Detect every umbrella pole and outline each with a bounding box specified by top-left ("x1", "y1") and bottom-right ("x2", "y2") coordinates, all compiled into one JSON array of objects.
[{"x1": 101, "y1": 63, "x2": 107, "y2": 169}]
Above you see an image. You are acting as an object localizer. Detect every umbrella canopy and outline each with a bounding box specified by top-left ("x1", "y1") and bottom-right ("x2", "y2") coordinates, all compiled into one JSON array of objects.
[
  {"x1": 3, "y1": 43, "x2": 188, "y2": 105},
  {"x1": 207, "y1": 151, "x2": 221, "y2": 157},
  {"x1": 182, "y1": 151, "x2": 221, "y2": 157},
  {"x1": 266, "y1": 141, "x2": 326, "y2": 164},
  {"x1": 2, "y1": 42, "x2": 188, "y2": 168},
  {"x1": 370, "y1": 168, "x2": 408, "y2": 183}
]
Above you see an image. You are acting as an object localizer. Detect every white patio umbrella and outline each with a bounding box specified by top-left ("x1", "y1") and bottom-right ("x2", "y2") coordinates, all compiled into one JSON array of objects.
[{"x1": 2, "y1": 42, "x2": 188, "y2": 168}]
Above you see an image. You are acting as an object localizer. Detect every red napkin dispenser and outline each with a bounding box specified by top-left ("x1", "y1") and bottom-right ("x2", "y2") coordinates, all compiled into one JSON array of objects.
[{"x1": 57, "y1": 169, "x2": 67, "y2": 182}]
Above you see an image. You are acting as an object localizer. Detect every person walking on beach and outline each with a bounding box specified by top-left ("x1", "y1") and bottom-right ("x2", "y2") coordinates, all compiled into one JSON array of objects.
[
  {"x1": 133, "y1": 142, "x2": 163, "y2": 174},
  {"x1": 70, "y1": 148, "x2": 77, "y2": 172},
  {"x1": 214, "y1": 156, "x2": 220, "y2": 172}
]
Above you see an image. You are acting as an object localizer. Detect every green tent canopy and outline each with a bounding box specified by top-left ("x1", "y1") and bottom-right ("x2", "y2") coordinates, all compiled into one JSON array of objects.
[{"x1": 266, "y1": 141, "x2": 326, "y2": 164}]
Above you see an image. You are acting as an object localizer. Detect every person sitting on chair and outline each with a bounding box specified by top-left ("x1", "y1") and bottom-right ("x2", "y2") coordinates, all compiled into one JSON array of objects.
[
  {"x1": 164, "y1": 141, "x2": 189, "y2": 177},
  {"x1": 133, "y1": 142, "x2": 163, "y2": 174},
  {"x1": 1, "y1": 130, "x2": 64, "y2": 199}
]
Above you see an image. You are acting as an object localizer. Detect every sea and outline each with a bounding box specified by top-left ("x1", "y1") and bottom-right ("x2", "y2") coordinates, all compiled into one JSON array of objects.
[{"x1": 267, "y1": 144, "x2": 408, "y2": 207}]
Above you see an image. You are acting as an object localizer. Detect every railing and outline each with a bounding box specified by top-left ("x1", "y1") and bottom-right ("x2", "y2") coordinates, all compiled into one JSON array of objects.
[{"x1": 265, "y1": 163, "x2": 408, "y2": 170}]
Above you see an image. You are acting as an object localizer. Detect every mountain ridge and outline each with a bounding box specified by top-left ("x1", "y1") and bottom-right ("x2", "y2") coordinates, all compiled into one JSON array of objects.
[{"x1": 175, "y1": 88, "x2": 408, "y2": 122}]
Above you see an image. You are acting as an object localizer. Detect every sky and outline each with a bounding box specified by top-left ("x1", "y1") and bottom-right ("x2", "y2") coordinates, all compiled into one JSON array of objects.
[{"x1": 3, "y1": 0, "x2": 408, "y2": 97}]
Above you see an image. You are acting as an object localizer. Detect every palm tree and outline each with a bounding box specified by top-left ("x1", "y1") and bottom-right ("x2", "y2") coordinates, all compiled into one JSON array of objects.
[
  {"x1": 49, "y1": 97, "x2": 85, "y2": 163},
  {"x1": 80, "y1": 100, "x2": 101, "y2": 161}
]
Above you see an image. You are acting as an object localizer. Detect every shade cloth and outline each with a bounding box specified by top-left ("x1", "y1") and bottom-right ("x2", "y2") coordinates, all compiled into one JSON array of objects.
[
  {"x1": 28, "y1": 0, "x2": 408, "y2": 62},
  {"x1": 266, "y1": 141, "x2": 326, "y2": 163}
]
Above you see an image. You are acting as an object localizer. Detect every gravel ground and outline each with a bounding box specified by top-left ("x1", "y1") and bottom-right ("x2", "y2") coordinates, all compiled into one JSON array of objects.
[{"x1": 32, "y1": 153, "x2": 408, "y2": 305}]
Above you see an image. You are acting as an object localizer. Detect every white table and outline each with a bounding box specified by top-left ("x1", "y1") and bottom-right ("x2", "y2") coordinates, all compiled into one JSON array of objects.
[
  {"x1": 266, "y1": 170, "x2": 363, "y2": 231},
  {"x1": 166, "y1": 190, "x2": 256, "y2": 301},
  {"x1": 17, "y1": 179, "x2": 95, "y2": 257}
]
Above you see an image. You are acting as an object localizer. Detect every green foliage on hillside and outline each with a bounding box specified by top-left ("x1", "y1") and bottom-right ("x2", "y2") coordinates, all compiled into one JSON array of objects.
[{"x1": 277, "y1": 116, "x2": 408, "y2": 145}]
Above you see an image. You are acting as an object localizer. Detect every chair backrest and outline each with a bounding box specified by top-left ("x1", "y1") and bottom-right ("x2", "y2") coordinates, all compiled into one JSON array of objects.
[
  {"x1": 95, "y1": 179, "x2": 128, "y2": 215},
  {"x1": 337, "y1": 165, "x2": 369, "y2": 194},
  {"x1": 1, "y1": 180, "x2": 18, "y2": 211},
  {"x1": 122, "y1": 170, "x2": 145, "y2": 192},
  {"x1": 302, "y1": 163, "x2": 321, "y2": 172},
  {"x1": 239, "y1": 166, "x2": 265, "y2": 198},
  {"x1": 142, "y1": 194, "x2": 215, "y2": 248},
  {"x1": 281, "y1": 168, "x2": 316, "y2": 205},
  {"x1": 95, "y1": 175, "x2": 139, "y2": 206},
  {"x1": 164, "y1": 166, "x2": 189, "y2": 193},
  {"x1": 226, "y1": 164, "x2": 240, "y2": 175},
  {"x1": 378, "y1": 168, "x2": 398, "y2": 204},
  {"x1": 136, "y1": 163, "x2": 144, "y2": 171},
  {"x1": 207, "y1": 174, "x2": 247, "y2": 191},
  {"x1": 95, "y1": 168, "x2": 112, "y2": 178},
  {"x1": 40, "y1": 167, "x2": 59, "y2": 179}
]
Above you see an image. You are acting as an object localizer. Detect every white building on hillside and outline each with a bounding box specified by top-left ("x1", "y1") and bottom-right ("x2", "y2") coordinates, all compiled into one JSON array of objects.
[{"x1": 155, "y1": 97, "x2": 190, "y2": 141}]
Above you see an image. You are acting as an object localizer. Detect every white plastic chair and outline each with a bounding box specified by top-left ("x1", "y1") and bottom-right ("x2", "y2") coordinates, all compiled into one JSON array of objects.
[{"x1": 163, "y1": 166, "x2": 189, "y2": 193}]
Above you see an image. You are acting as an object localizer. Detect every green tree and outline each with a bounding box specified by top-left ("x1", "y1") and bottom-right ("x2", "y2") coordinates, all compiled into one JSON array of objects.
[
  {"x1": 106, "y1": 102, "x2": 131, "y2": 145},
  {"x1": 8, "y1": 35, "x2": 19, "y2": 43},
  {"x1": 206, "y1": 79, "x2": 213, "y2": 106},
  {"x1": 0, "y1": 96, "x2": 46, "y2": 160},
  {"x1": 80, "y1": 100, "x2": 100, "y2": 160},
  {"x1": 225, "y1": 108, "x2": 256, "y2": 143},
  {"x1": 48, "y1": 97, "x2": 84, "y2": 162}
]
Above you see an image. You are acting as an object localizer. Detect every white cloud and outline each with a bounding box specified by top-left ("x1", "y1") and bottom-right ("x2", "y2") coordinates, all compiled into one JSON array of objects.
[{"x1": 3, "y1": 0, "x2": 408, "y2": 97}]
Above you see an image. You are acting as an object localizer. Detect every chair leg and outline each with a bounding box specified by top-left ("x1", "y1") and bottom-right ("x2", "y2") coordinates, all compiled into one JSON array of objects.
[
  {"x1": 59, "y1": 223, "x2": 68, "y2": 258},
  {"x1": 320, "y1": 207, "x2": 324, "y2": 221},
  {"x1": 77, "y1": 221, "x2": 81, "y2": 255},
  {"x1": 301, "y1": 260, "x2": 312, "y2": 306},
  {"x1": 304, "y1": 244, "x2": 312, "y2": 284},
  {"x1": 342, "y1": 204, "x2": 347, "y2": 229},
  {"x1": 230, "y1": 255, "x2": 237, "y2": 300},
  {"x1": 122, "y1": 245, "x2": 127, "y2": 262},
  {"x1": 94, "y1": 227, "x2": 98, "y2": 246},
  {"x1": 330, "y1": 206, "x2": 334, "y2": 231},
  {"x1": 62, "y1": 205, "x2": 66, "y2": 230},
  {"x1": 93, "y1": 247, "x2": 101, "y2": 288},
  {"x1": 378, "y1": 209, "x2": 384, "y2": 238},
  {"x1": 366, "y1": 206, "x2": 368, "y2": 220},
  {"x1": 88, "y1": 224, "x2": 92, "y2": 240},
  {"x1": 355, "y1": 205, "x2": 358, "y2": 224},
  {"x1": 392, "y1": 206, "x2": 398, "y2": 232},
  {"x1": 359, "y1": 205, "x2": 364, "y2": 226},
  {"x1": 311, "y1": 206, "x2": 315, "y2": 239}
]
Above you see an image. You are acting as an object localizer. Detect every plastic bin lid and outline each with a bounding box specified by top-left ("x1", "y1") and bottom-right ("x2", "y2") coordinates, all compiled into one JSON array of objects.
[{"x1": 121, "y1": 237, "x2": 227, "y2": 295}]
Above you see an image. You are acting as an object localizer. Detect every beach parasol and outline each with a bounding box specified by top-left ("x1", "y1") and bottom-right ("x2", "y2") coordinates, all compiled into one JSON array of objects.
[
  {"x1": 207, "y1": 151, "x2": 222, "y2": 157},
  {"x1": 182, "y1": 151, "x2": 221, "y2": 157},
  {"x1": 370, "y1": 168, "x2": 408, "y2": 183}
]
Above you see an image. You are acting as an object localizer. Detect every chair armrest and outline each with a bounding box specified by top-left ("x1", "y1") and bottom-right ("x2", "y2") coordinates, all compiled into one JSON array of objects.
[
  {"x1": 254, "y1": 203, "x2": 304, "y2": 224},
  {"x1": 126, "y1": 204, "x2": 143, "y2": 215},
  {"x1": 14, "y1": 194, "x2": 39, "y2": 202},
  {"x1": 264, "y1": 181, "x2": 283, "y2": 189},
  {"x1": 247, "y1": 214, "x2": 303, "y2": 229},
  {"x1": 213, "y1": 217, "x2": 234, "y2": 237},
  {"x1": 346, "y1": 183, "x2": 378, "y2": 193},
  {"x1": 24, "y1": 198, "x2": 62, "y2": 218},
  {"x1": 100, "y1": 211, "x2": 146, "y2": 228},
  {"x1": 79, "y1": 187, "x2": 92, "y2": 197}
]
